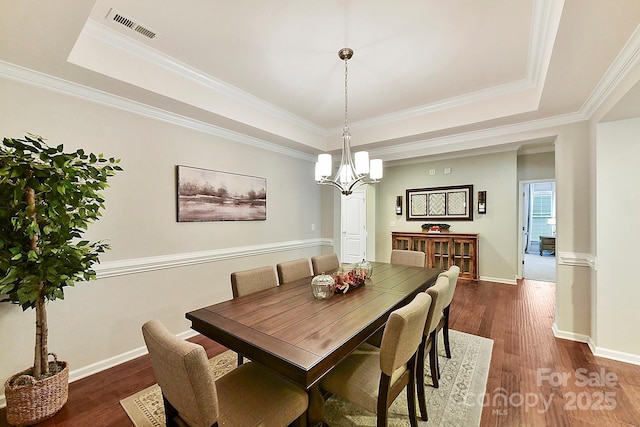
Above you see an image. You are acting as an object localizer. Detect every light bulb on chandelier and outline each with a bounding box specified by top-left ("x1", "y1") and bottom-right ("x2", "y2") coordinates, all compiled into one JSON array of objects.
[{"x1": 315, "y1": 48, "x2": 383, "y2": 195}]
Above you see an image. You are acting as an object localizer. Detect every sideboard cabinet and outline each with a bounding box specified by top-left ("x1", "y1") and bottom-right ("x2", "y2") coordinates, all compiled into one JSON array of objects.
[{"x1": 391, "y1": 231, "x2": 479, "y2": 280}]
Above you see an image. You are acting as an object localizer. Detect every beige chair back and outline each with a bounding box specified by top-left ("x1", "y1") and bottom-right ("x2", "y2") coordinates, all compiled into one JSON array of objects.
[
  {"x1": 142, "y1": 319, "x2": 218, "y2": 427},
  {"x1": 311, "y1": 253, "x2": 340, "y2": 275},
  {"x1": 438, "y1": 265, "x2": 460, "y2": 307},
  {"x1": 390, "y1": 249, "x2": 426, "y2": 268},
  {"x1": 231, "y1": 266, "x2": 278, "y2": 298},
  {"x1": 379, "y1": 292, "x2": 432, "y2": 377},
  {"x1": 424, "y1": 276, "x2": 451, "y2": 335},
  {"x1": 276, "y1": 258, "x2": 312, "y2": 284}
]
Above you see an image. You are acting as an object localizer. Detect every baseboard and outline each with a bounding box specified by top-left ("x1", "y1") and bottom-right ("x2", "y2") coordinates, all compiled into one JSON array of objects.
[
  {"x1": 552, "y1": 324, "x2": 640, "y2": 366},
  {"x1": 479, "y1": 275, "x2": 517, "y2": 285},
  {"x1": 592, "y1": 344, "x2": 640, "y2": 366},
  {"x1": 551, "y1": 323, "x2": 590, "y2": 343},
  {"x1": 0, "y1": 328, "x2": 201, "y2": 409}
]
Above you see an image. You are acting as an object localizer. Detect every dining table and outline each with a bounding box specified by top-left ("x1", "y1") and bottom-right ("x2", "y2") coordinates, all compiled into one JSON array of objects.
[{"x1": 186, "y1": 261, "x2": 441, "y2": 426}]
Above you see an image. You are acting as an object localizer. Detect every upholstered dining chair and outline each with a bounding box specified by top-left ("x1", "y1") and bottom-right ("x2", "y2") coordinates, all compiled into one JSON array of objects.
[
  {"x1": 390, "y1": 249, "x2": 426, "y2": 268},
  {"x1": 230, "y1": 265, "x2": 278, "y2": 298},
  {"x1": 230, "y1": 265, "x2": 278, "y2": 364},
  {"x1": 141, "y1": 319, "x2": 308, "y2": 427},
  {"x1": 437, "y1": 265, "x2": 460, "y2": 359},
  {"x1": 320, "y1": 292, "x2": 432, "y2": 427},
  {"x1": 417, "y1": 275, "x2": 451, "y2": 421},
  {"x1": 276, "y1": 258, "x2": 312, "y2": 285},
  {"x1": 311, "y1": 253, "x2": 340, "y2": 275}
]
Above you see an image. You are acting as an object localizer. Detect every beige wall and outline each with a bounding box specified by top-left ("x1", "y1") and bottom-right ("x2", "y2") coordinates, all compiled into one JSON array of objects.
[
  {"x1": 596, "y1": 117, "x2": 640, "y2": 359},
  {"x1": 375, "y1": 151, "x2": 519, "y2": 282},
  {"x1": 0, "y1": 77, "x2": 332, "y2": 398},
  {"x1": 553, "y1": 122, "x2": 593, "y2": 338},
  {"x1": 517, "y1": 151, "x2": 555, "y2": 181}
]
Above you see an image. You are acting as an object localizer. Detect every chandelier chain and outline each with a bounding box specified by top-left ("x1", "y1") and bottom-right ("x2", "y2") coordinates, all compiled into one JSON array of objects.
[{"x1": 344, "y1": 54, "x2": 349, "y2": 132}]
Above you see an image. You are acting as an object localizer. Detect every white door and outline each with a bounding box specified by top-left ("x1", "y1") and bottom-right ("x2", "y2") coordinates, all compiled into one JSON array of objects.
[{"x1": 341, "y1": 189, "x2": 367, "y2": 264}]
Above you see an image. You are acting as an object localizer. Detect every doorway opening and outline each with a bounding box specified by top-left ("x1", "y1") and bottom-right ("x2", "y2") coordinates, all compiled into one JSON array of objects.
[{"x1": 520, "y1": 181, "x2": 556, "y2": 282}]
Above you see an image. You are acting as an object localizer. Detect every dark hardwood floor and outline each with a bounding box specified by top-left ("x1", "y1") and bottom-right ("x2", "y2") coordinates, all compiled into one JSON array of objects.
[{"x1": 2, "y1": 278, "x2": 639, "y2": 426}]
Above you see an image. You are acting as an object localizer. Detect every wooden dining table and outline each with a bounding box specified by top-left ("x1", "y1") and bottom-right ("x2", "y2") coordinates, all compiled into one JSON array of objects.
[{"x1": 186, "y1": 262, "x2": 441, "y2": 425}]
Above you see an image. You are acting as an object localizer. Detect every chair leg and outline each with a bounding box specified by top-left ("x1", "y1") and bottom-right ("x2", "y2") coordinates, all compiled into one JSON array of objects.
[
  {"x1": 237, "y1": 353, "x2": 244, "y2": 366},
  {"x1": 377, "y1": 375, "x2": 392, "y2": 427},
  {"x1": 417, "y1": 337, "x2": 429, "y2": 421},
  {"x1": 290, "y1": 413, "x2": 307, "y2": 427},
  {"x1": 429, "y1": 331, "x2": 440, "y2": 388},
  {"x1": 162, "y1": 394, "x2": 180, "y2": 427},
  {"x1": 406, "y1": 358, "x2": 420, "y2": 427},
  {"x1": 443, "y1": 305, "x2": 451, "y2": 359}
]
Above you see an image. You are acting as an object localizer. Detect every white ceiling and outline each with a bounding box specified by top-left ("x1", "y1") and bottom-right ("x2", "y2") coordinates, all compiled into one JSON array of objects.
[{"x1": 2, "y1": 0, "x2": 640, "y2": 162}]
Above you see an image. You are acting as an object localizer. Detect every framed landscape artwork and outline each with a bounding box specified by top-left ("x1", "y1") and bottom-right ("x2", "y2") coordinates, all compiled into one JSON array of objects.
[
  {"x1": 406, "y1": 184, "x2": 473, "y2": 221},
  {"x1": 176, "y1": 165, "x2": 266, "y2": 222}
]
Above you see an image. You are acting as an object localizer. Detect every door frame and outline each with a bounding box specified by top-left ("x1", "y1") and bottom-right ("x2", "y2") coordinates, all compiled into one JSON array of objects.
[{"x1": 517, "y1": 179, "x2": 556, "y2": 279}]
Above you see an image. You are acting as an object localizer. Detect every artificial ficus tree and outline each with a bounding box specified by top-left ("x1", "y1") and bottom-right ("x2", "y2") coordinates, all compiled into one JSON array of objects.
[{"x1": 0, "y1": 134, "x2": 121, "y2": 379}]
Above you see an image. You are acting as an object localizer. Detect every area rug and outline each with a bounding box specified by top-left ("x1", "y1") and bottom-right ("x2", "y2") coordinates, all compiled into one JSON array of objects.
[{"x1": 121, "y1": 330, "x2": 493, "y2": 427}]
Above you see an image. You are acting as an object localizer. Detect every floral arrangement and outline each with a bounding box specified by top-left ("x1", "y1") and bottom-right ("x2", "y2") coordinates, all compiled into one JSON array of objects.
[
  {"x1": 421, "y1": 223, "x2": 451, "y2": 232},
  {"x1": 332, "y1": 266, "x2": 368, "y2": 294}
]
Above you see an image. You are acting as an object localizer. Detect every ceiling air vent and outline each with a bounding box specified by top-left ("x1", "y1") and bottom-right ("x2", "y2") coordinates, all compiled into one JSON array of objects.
[{"x1": 106, "y1": 8, "x2": 158, "y2": 40}]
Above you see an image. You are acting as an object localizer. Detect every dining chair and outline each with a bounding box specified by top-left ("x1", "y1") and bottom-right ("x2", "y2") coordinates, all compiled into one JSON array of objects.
[
  {"x1": 276, "y1": 258, "x2": 312, "y2": 284},
  {"x1": 142, "y1": 319, "x2": 308, "y2": 427},
  {"x1": 437, "y1": 265, "x2": 460, "y2": 359},
  {"x1": 390, "y1": 249, "x2": 426, "y2": 268},
  {"x1": 230, "y1": 265, "x2": 278, "y2": 364},
  {"x1": 311, "y1": 253, "x2": 340, "y2": 275},
  {"x1": 230, "y1": 265, "x2": 278, "y2": 298},
  {"x1": 417, "y1": 275, "x2": 451, "y2": 421},
  {"x1": 320, "y1": 292, "x2": 432, "y2": 427}
]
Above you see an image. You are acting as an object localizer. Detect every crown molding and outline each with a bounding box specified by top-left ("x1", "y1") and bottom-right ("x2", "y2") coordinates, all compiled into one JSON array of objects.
[
  {"x1": 580, "y1": 24, "x2": 640, "y2": 118},
  {"x1": 369, "y1": 111, "x2": 584, "y2": 160},
  {"x1": 527, "y1": 0, "x2": 564, "y2": 88},
  {"x1": 83, "y1": 19, "x2": 328, "y2": 137},
  {"x1": 3, "y1": 16, "x2": 639, "y2": 165},
  {"x1": 337, "y1": 0, "x2": 562, "y2": 135},
  {"x1": 0, "y1": 60, "x2": 316, "y2": 162}
]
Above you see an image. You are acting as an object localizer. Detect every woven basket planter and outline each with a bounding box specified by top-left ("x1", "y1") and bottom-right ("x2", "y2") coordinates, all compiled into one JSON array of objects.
[{"x1": 4, "y1": 354, "x2": 69, "y2": 427}]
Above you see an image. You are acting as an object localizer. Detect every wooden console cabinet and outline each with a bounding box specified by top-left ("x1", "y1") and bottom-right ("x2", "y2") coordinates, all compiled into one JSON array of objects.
[{"x1": 391, "y1": 231, "x2": 479, "y2": 280}]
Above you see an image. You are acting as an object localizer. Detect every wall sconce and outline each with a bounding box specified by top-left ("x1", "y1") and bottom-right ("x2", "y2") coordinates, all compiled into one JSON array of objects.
[
  {"x1": 395, "y1": 196, "x2": 403, "y2": 215},
  {"x1": 478, "y1": 191, "x2": 487, "y2": 214}
]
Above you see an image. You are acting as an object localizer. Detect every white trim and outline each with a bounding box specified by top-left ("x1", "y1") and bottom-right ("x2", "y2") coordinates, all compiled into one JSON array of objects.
[
  {"x1": 552, "y1": 323, "x2": 590, "y2": 343},
  {"x1": 94, "y1": 238, "x2": 334, "y2": 278},
  {"x1": 580, "y1": 24, "x2": 640, "y2": 118},
  {"x1": 557, "y1": 252, "x2": 596, "y2": 270},
  {"x1": 593, "y1": 345, "x2": 640, "y2": 366},
  {"x1": 0, "y1": 60, "x2": 316, "y2": 163},
  {"x1": 83, "y1": 20, "x2": 327, "y2": 137},
  {"x1": 368, "y1": 111, "x2": 584, "y2": 159},
  {"x1": 554, "y1": 324, "x2": 640, "y2": 366},
  {"x1": 479, "y1": 276, "x2": 518, "y2": 285}
]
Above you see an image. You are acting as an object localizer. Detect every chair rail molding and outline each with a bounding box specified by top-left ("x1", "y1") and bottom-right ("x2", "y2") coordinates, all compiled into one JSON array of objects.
[
  {"x1": 557, "y1": 252, "x2": 596, "y2": 270},
  {"x1": 93, "y1": 238, "x2": 334, "y2": 278}
]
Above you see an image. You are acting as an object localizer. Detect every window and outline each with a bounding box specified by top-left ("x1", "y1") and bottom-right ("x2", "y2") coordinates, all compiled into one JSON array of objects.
[{"x1": 529, "y1": 183, "x2": 555, "y2": 241}]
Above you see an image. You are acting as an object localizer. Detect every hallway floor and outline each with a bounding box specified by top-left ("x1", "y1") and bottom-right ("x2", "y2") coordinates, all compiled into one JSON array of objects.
[{"x1": 524, "y1": 241, "x2": 556, "y2": 282}]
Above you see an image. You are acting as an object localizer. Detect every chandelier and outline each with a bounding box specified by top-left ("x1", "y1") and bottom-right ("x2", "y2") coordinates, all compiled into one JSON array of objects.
[{"x1": 315, "y1": 48, "x2": 382, "y2": 195}]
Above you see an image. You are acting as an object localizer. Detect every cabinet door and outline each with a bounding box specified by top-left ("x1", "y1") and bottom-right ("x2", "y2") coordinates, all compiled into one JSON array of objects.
[
  {"x1": 393, "y1": 235, "x2": 411, "y2": 250},
  {"x1": 452, "y1": 238, "x2": 476, "y2": 279},
  {"x1": 412, "y1": 236, "x2": 429, "y2": 254},
  {"x1": 427, "y1": 237, "x2": 451, "y2": 270}
]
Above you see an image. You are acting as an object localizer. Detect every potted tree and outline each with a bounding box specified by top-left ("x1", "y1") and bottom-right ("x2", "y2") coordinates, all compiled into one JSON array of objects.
[{"x1": 0, "y1": 134, "x2": 121, "y2": 426}]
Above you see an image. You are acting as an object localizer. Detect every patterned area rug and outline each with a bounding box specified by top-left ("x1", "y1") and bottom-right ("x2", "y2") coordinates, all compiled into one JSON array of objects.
[{"x1": 121, "y1": 330, "x2": 493, "y2": 427}]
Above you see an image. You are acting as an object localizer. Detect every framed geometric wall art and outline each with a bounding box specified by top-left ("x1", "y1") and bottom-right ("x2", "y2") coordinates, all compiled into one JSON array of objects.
[
  {"x1": 176, "y1": 165, "x2": 266, "y2": 222},
  {"x1": 406, "y1": 184, "x2": 473, "y2": 221}
]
